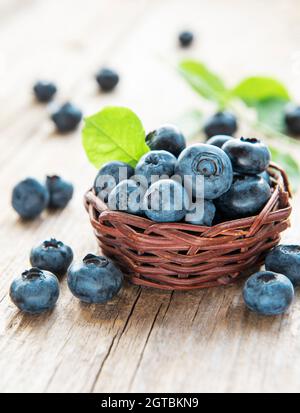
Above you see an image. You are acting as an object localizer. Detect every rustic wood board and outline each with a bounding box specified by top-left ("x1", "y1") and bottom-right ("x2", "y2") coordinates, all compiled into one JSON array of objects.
[{"x1": 1, "y1": 0, "x2": 300, "y2": 393}]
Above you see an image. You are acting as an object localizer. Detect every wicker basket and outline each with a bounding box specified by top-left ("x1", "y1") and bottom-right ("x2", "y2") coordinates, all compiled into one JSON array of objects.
[{"x1": 84, "y1": 163, "x2": 292, "y2": 291}]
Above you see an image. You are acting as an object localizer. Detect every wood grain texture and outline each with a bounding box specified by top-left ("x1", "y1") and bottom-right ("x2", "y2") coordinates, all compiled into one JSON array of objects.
[{"x1": 1, "y1": 0, "x2": 300, "y2": 393}]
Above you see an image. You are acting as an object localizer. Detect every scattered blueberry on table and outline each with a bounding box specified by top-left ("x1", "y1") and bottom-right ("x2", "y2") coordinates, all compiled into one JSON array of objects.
[
  {"x1": 30, "y1": 239, "x2": 73, "y2": 277},
  {"x1": 284, "y1": 104, "x2": 300, "y2": 136},
  {"x1": 204, "y1": 111, "x2": 238, "y2": 138},
  {"x1": 33, "y1": 81, "x2": 57, "y2": 103},
  {"x1": 12, "y1": 178, "x2": 49, "y2": 220},
  {"x1": 146, "y1": 124, "x2": 186, "y2": 158},
  {"x1": 46, "y1": 175, "x2": 74, "y2": 209},
  {"x1": 51, "y1": 102, "x2": 83, "y2": 133},
  {"x1": 95, "y1": 68, "x2": 119, "y2": 92},
  {"x1": 67, "y1": 254, "x2": 124, "y2": 304},
  {"x1": 10, "y1": 268, "x2": 60, "y2": 314},
  {"x1": 265, "y1": 245, "x2": 300, "y2": 286},
  {"x1": 243, "y1": 271, "x2": 294, "y2": 316},
  {"x1": 178, "y1": 31, "x2": 194, "y2": 48}
]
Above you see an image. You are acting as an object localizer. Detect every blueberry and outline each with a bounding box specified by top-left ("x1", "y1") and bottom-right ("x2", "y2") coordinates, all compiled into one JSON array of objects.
[
  {"x1": 175, "y1": 144, "x2": 233, "y2": 199},
  {"x1": 206, "y1": 134, "x2": 234, "y2": 148},
  {"x1": 46, "y1": 175, "x2": 74, "y2": 209},
  {"x1": 94, "y1": 161, "x2": 135, "y2": 203},
  {"x1": 204, "y1": 111, "x2": 238, "y2": 138},
  {"x1": 51, "y1": 102, "x2": 82, "y2": 133},
  {"x1": 143, "y1": 179, "x2": 190, "y2": 223},
  {"x1": 135, "y1": 150, "x2": 177, "y2": 186},
  {"x1": 284, "y1": 104, "x2": 300, "y2": 135},
  {"x1": 185, "y1": 200, "x2": 216, "y2": 226},
  {"x1": 243, "y1": 271, "x2": 294, "y2": 316},
  {"x1": 33, "y1": 81, "x2": 57, "y2": 103},
  {"x1": 215, "y1": 174, "x2": 271, "y2": 219},
  {"x1": 260, "y1": 170, "x2": 271, "y2": 186},
  {"x1": 146, "y1": 124, "x2": 186, "y2": 157},
  {"x1": 265, "y1": 245, "x2": 300, "y2": 286},
  {"x1": 12, "y1": 178, "x2": 49, "y2": 220},
  {"x1": 30, "y1": 238, "x2": 73, "y2": 277},
  {"x1": 178, "y1": 31, "x2": 194, "y2": 47},
  {"x1": 108, "y1": 179, "x2": 146, "y2": 216},
  {"x1": 67, "y1": 254, "x2": 123, "y2": 304},
  {"x1": 96, "y1": 68, "x2": 119, "y2": 92},
  {"x1": 223, "y1": 137, "x2": 271, "y2": 175},
  {"x1": 10, "y1": 268, "x2": 59, "y2": 314}
]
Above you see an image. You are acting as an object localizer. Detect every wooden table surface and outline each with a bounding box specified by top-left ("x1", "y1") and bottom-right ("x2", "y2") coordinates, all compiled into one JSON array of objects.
[{"x1": 1, "y1": 0, "x2": 300, "y2": 393}]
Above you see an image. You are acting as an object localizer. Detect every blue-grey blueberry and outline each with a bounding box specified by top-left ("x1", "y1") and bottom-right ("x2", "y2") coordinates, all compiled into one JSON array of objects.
[
  {"x1": 146, "y1": 124, "x2": 186, "y2": 158},
  {"x1": 51, "y1": 102, "x2": 82, "y2": 133},
  {"x1": 93, "y1": 161, "x2": 135, "y2": 203},
  {"x1": 243, "y1": 271, "x2": 294, "y2": 316},
  {"x1": 178, "y1": 31, "x2": 194, "y2": 47},
  {"x1": 223, "y1": 137, "x2": 271, "y2": 175},
  {"x1": 285, "y1": 104, "x2": 300, "y2": 135},
  {"x1": 204, "y1": 111, "x2": 237, "y2": 138},
  {"x1": 67, "y1": 254, "x2": 124, "y2": 304},
  {"x1": 175, "y1": 143, "x2": 233, "y2": 199},
  {"x1": 108, "y1": 179, "x2": 146, "y2": 216},
  {"x1": 143, "y1": 179, "x2": 190, "y2": 223},
  {"x1": 215, "y1": 174, "x2": 271, "y2": 219},
  {"x1": 33, "y1": 81, "x2": 57, "y2": 103},
  {"x1": 135, "y1": 150, "x2": 177, "y2": 186},
  {"x1": 206, "y1": 134, "x2": 234, "y2": 148},
  {"x1": 46, "y1": 175, "x2": 74, "y2": 209},
  {"x1": 265, "y1": 245, "x2": 300, "y2": 286},
  {"x1": 96, "y1": 68, "x2": 119, "y2": 92},
  {"x1": 30, "y1": 238, "x2": 73, "y2": 277},
  {"x1": 10, "y1": 268, "x2": 59, "y2": 314},
  {"x1": 185, "y1": 200, "x2": 216, "y2": 226},
  {"x1": 12, "y1": 178, "x2": 49, "y2": 220}
]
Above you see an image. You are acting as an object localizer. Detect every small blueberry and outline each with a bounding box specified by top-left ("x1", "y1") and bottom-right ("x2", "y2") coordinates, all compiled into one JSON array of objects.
[
  {"x1": 135, "y1": 150, "x2": 177, "y2": 186},
  {"x1": 204, "y1": 111, "x2": 238, "y2": 139},
  {"x1": 12, "y1": 178, "x2": 49, "y2": 220},
  {"x1": 10, "y1": 268, "x2": 59, "y2": 314},
  {"x1": 178, "y1": 31, "x2": 194, "y2": 47},
  {"x1": 284, "y1": 104, "x2": 300, "y2": 135},
  {"x1": 96, "y1": 68, "x2": 119, "y2": 92},
  {"x1": 265, "y1": 245, "x2": 300, "y2": 286},
  {"x1": 146, "y1": 124, "x2": 186, "y2": 158},
  {"x1": 51, "y1": 102, "x2": 82, "y2": 133},
  {"x1": 46, "y1": 175, "x2": 74, "y2": 209},
  {"x1": 33, "y1": 81, "x2": 57, "y2": 103}
]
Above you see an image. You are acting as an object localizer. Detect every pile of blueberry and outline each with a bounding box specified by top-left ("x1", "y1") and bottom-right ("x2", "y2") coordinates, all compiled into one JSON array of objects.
[
  {"x1": 12, "y1": 175, "x2": 73, "y2": 220},
  {"x1": 33, "y1": 67, "x2": 119, "y2": 133},
  {"x1": 9, "y1": 238, "x2": 123, "y2": 314},
  {"x1": 93, "y1": 124, "x2": 272, "y2": 226}
]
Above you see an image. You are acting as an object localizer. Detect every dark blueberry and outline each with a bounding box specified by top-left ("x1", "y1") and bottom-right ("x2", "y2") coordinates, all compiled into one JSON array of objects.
[
  {"x1": 108, "y1": 179, "x2": 146, "y2": 216},
  {"x1": 12, "y1": 178, "x2": 49, "y2": 220},
  {"x1": 135, "y1": 150, "x2": 177, "y2": 186},
  {"x1": 215, "y1": 174, "x2": 271, "y2": 219},
  {"x1": 243, "y1": 271, "x2": 294, "y2": 315},
  {"x1": 146, "y1": 124, "x2": 186, "y2": 157},
  {"x1": 96, "y1": 68, "x2": 119, "y2": 92},
  {"x1": 223, "y1": 137, "x2": 271, "y2": 175},
  {"x1": 185, "y1": 200, "x2": 216, "y2": 226},
  {"x1": 33, "y1": 81, "x2": 57, "y2": 103},
  {"x1": 51, "y1": 102, "x2": 82, "y2": 133},
  {"x1": 284, "y1": 104, "x2": 300, "y2": 135},
  {"x1": 94, "y1": 161, "x2": 135, "y2": 203},
  {"x1": 204, "y1": 111, "x2": 238, "y2": 138},
  {"x1": 67, "y1": 254, "x2": 123, "y2": 303},
  {"x1": 175, "y1": 144, "x2": 233, "y2": 199},
  {"x1": 206, "y1": 134, "x2": 234, "y2": 148},
  {"x1": 178, "y1": 31, "x2": 194, "y2": 47},
  {"x1": 10, "y1": 268, "x2": 59, "y2": 314},
  {"x1": 30, "y1": 238, "x2": 73, "y2": 277},
  {"x1": 46, "y1": 175, "x2": 74, "y2": 209},
  {"x1": 265, "y1": 245, "x2": 300, "y2": 286},
  {"x1": 143, "y1": 179, "x2": 190, "y2": 223}
]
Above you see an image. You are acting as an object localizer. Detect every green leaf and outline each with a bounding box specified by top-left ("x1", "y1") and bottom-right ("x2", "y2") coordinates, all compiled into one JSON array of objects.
[
  {"x1": 232, "y1": 76, "x2": 290, "y2": 106},
  {"x1": 82, "y1": 106, "x2": 150, "y2": 168},
  {"x1": 179, "y1": 60, "x2": 229, "y2": 106},
  {"x1": 269, "y1": 144, "x2": 300, "y2": 192},
  {"x1": 254, "y1": 98, "x2": 286, "y2": 133}
]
